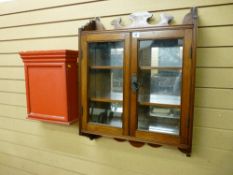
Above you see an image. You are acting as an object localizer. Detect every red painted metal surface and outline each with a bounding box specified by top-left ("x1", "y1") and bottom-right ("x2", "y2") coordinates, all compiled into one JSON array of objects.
[{"x1": 20, "y1": 50, "x2": 79, "y2": 125}]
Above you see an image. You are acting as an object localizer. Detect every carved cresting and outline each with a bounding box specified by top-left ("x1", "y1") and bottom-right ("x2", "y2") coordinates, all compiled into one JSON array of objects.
[
  {"x1": 111, "y1": 12, "x2": 174, "y2": 29},
  {"x1": 81, "y1": 8, "x2": 197, "y2": 31},
  {"x1": 81, "y1": 17, "x2": 105, "y2": 31},
  {"x1": 182, "y1": 7, "x2": 198, "y2": 24}
]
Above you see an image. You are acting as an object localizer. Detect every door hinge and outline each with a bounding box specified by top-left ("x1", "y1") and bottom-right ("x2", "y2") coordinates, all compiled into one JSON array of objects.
[
  {"x1": 186, "y1": 116, "x2": 190, "y2": 128},
  {"x1": 79, "y1": 50, "x2": 82, "y2": 60},
  {"x1": 189, "y1": 47, "x2": 192, "y2": 59},
  {"x1": 80, "y1": 106, "x2": 83, "y2": 116}
]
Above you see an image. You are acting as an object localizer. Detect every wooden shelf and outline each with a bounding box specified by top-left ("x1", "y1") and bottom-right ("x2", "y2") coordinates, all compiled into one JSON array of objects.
[
  {"x1": 148, "y1": 123, "x2": 179, "y2": 135},
  {"x1": 90, "y1": 92, "x2": 123, "y2": 103},
  {"x1": 138, "y1": 117, "x2": 180, "y2": 135},
  {"x1": 89, "y1": 66, "x2": 123, "y2": 70},
  {"x1": 90, "y1": 98, "x2": 122, "y2": 103},
  {"x1": 149, "y1": 113, "x2": 180, "y2": 119},
  {"x1": 139, "y1": 101, "x2": 180, "y2": 108},
  {"x1": 89, "y1": 117, "x2": 122, "y2": 128},
  {"x1": 138, "y1": 94, "x2": 181, "y2": 108},
  {"x1": 139, "y1": 66, "x2": 182, "y2": 70}
]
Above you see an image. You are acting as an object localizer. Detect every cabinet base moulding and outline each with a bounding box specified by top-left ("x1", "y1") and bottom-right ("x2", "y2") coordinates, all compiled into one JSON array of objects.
[
  {"x1": 27, "y1": 114, "x2": 78, "y2": 125},
  {"x1": 80, "y1": 130, "x2": 191, "y2": 155}
]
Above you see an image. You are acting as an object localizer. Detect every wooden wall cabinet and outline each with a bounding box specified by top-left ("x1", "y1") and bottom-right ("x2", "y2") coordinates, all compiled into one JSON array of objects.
[
  {"x1": 20, "y1": 50, "x2": 79, "y2": 125},
  {"x1": 79, "y1": 9, "x2": 197, "y2": 155}
]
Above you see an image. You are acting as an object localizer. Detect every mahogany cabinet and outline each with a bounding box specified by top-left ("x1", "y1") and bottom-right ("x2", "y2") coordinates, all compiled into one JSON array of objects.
[
  {"x1": 79, "y1": 9, "x2": 197, "y2": 155},
  {"x1": 20, "y1": 50, "x2": 79, "y2": 125}
]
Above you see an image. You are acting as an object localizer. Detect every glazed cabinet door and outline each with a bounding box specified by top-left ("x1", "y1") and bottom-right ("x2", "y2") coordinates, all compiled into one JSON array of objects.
[
  {"x1": 130, "y1": 29, "x2": 193, "y2": 146},
  {"x1": 80, "y1": 32, "x2": 130, "y2": 136}
]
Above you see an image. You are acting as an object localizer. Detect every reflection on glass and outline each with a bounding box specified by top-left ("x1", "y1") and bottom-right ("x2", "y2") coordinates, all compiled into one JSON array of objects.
[
  {"x1": 138, "y1": 70, "x2": 181, "y2": 105},
  {"x1": 89, "y1": 42, "x2": 123, "y2": 66},
  {"x1": 139, "y1": 39, "x2": 183, "y2": 67},
  {"x1": 138, "y1": 105, "x2": 180, "y2": 135},
  {"x1": 89, "y1": 69, "x2": 123, "y2": 100},
  {"x1": 137, "y1": 39, "x2": 183, "y2": 135},
  {"x1": 149, "y1": 106, "x2": 180, "y2": 119},
  {"x1": 89, "y1": 101, "x2": 122, "y2": 127}
]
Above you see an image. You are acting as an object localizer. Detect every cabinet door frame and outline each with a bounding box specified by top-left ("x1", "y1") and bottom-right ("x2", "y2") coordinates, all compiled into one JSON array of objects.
[
  {"x1": 130, "y1": 29, "x2": 193, "y2": 146},
  {"x1": 80, "y1": 32, "x2": 130, "y2": 137}
]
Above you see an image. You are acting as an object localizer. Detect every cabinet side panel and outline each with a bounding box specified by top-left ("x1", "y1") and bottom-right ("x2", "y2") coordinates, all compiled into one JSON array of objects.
[{"x1": 66, "y1": 60, "x2": 79, "y2": 122}]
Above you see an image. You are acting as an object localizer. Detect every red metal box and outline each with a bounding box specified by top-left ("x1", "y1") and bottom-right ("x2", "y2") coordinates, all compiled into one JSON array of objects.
[{"x1": 20, "y1": 50, "x2": 79, "y2": 125}]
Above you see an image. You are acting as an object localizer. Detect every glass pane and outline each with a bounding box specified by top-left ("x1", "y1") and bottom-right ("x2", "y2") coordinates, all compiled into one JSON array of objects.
[
  {"x1": 88, "y1": 41, "x2": 124, "y2": 128},
  {"x1": 89, "y1": 69, "x2": 123, "y2": 100},
  {"x1": 138, "y1": 105, "x2": 180, "y2": 135},
  {"x1": 138, "y1": 70, "x2": 181, "y2": 105},
  {"x1": 137, "y1": 39, "x2": 183, "y2": 135},
  {"x1": 89, "y1": 101, "x2": 122, "y2": 127},
  {"x1": 139, "y1": 39, "x2": 183, "y2": 67},
  {"x1": 89, "y1": 42, "x2": 123, "y2": 66}
]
